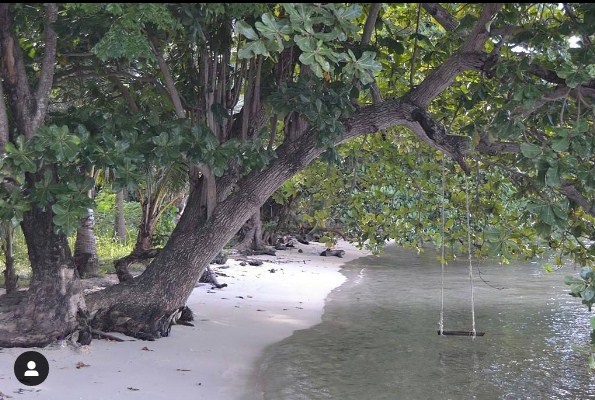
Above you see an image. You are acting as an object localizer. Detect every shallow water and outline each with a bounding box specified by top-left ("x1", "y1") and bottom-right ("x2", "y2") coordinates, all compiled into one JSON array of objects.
[{"x1": 256, "y1": 246, "x2": 595, "y2": 400}]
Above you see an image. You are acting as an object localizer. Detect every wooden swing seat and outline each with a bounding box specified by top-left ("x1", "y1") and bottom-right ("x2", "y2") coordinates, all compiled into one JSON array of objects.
[{"x1": 437, "y1": 330, "x2": 485, "y2": 337}]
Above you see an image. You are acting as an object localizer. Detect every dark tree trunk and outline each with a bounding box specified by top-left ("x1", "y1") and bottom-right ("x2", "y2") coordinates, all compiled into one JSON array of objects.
[
  {"x1": 2, "y1": 222, "x2": 17, "y2": 294},
  {"x1": 235, "y1": 209, "x2": 266, "y2": 252},
  {"x1": 132, "y1": 217, "x2": 156, "y2": 256},
  {"x1": 114, "y1": 189, "x2": 127, "y2": 242},
  {"x1": 0, "y1": 205, "x2": 86, "y2": 347}
]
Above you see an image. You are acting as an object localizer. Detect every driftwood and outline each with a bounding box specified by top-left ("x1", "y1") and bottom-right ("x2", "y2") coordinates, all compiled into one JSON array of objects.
[
  {"x1": 320, "y1": 249, "x2": 346, "y2": 258},
  {"x1": 91, "y1": 329, "x2": 125, "y2": 342},
  {"x1": 199, "y1": 265, "x2": 228, "y2": 289},
  {"x1": 243, "y1": 247, "x2": 276, "y2": 256}
]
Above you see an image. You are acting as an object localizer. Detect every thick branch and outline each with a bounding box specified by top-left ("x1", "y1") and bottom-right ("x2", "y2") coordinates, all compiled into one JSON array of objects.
[
  {"x1": 422, "y1": 3, "x2": 459, "y2": 31},
  {"x1": 560, "y1": 181, "x2": 595, "y2": 216},
  {"x1": 461, "y1": 3, "x2": 503, "y2": 53},
  {"x1": 409, "y1": 52, "x2": 495, "y2": 107},
  {"x1": 32, "y1": 3, "x2": 58, "y2": 133},
  {"x1": 476, "y1": 138, "x2": 520, "y2": 155}
]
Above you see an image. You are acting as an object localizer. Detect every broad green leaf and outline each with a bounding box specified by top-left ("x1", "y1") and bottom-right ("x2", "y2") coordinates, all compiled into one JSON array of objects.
[
  {"x1": 235, "y1": 21, "x2": 259, "y2": 40},
  {"x1": 552, "y1": 136, "x2": 570, "y2": 153},
  {"x1": 545, "y1": 166, "x2": 561, "y2": 187},
  {"x1": 520, "y1": 142, "x2": 542, "y2": 158},
  {"x1": 582, "y1": 287, "x2": 595, "y2": 302}
]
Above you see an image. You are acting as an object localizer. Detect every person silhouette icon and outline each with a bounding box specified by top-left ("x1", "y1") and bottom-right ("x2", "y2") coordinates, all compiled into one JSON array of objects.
[
  {"x1": 24, "y1": 361, "x2": 39, "y2": 377},
  {"x1": 14, "y1": 351, "x2": 49, "y2": 386}
]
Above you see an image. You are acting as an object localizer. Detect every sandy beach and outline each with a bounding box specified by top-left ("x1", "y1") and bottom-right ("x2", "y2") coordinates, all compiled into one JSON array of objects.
[{"x1": 0, "y1": 240, "x2": 370, "y2": 400}]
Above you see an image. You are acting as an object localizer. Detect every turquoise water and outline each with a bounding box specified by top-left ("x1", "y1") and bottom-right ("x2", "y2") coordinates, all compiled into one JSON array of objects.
[{"x1": 256, "y1": 246, "x2": 595, "y2": 399}]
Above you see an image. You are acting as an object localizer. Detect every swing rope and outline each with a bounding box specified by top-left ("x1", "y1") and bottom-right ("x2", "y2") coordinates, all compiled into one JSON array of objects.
[
  {"x1": 438, "y1": 155, "x2": 446, "y2": 335},
  {"x1": 464, "y1": 174, "x2": 477, "y2": 337},
  {"x1": 438, "y1": 161, "x2": 481, "y2": 337}
]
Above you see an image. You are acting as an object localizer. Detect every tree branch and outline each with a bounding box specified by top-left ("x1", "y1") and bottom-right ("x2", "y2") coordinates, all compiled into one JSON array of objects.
[
  {"x1": 362, "y1": 4, "x2": 383, "y2": 104},
  {"x1": 149, "y1": 37, "x2": 186, "y2": 119},
  {"x1": 422, "y1": 3, "x2": 459, "y2": 31},
  {"x1": 409, "y1": 52, "x2": 495, "y2": 107},
  {"x1": 362, "y1": 3, "x2": 381, "y2": 45},
  {"x1": 32, "y1": 3, "x2": 58, "y2": 133},
  {"x1": 461, "y1": 3, "x2": 503, "y2": 53},
  {"x1": 0, "y1": 82, "x2": 8, "y2": 152},
  {"x1": 109, "y1": 76, "x2": 139, "y2": 114},
  {"x1": 476, "y1": 137, "x2": 520, "y2": 155},
  {"x1": 560, "y1": 181, "x2": 595, "y2": 216},
  {"x1": 0, "y1": 4, "x2": 34, "y2": 138}
]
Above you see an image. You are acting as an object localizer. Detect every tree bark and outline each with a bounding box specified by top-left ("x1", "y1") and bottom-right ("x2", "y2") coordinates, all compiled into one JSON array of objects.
[
  {"x1": 114, "y1": 190, "x2": 127, "y2": 242},
  {"x1": 1, "y1": 222, "x2": 17, "y2": 294},
  {"x1": 0, "y1": 205, "x2": 87, "y2": 347},
  {"x1": 74, "y1": 208, "x2": 100, "y2": 278},
  {"x1": 235, "y1": 209, "x2": 266, "y2": 252}
]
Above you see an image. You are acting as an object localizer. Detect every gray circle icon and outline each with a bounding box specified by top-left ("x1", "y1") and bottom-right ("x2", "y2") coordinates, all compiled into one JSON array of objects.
[{"x1": 14, "y1": 351, "x2": 49, "y2": 386}]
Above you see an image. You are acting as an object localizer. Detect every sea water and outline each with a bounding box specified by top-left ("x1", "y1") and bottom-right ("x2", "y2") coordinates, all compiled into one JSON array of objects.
[{"x1": 255, "y1": 245, "x2": 595, "y2": 400}]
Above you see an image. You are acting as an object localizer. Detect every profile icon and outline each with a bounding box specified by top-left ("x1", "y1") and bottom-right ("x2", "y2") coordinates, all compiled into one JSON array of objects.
[
  {"x1": 24, "y1": 361, "x2": 39, "y2": 377},
  {"x1": 14, "y1": 351, "x2": 49, "y2": 386}
]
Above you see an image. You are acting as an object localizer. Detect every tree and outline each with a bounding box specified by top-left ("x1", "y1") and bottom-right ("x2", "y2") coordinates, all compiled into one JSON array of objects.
[
  {"x1": 0, "y1": 3, "x2": 89, "y2": 346},
  {"x1": 0, "y1": 3, "x2": 593, "y2": 346}
]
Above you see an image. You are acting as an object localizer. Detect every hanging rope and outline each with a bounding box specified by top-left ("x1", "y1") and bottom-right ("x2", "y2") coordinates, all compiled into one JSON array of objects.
[
  {"x1": 438, "y1": 155, "x2": 446, "y2": 336},
  {"x1": 438, "y1": 162, "x2": 483, "y2": 337},
  {"x1": 464, "y1": 174, "x2": 477, "y2": 337}
]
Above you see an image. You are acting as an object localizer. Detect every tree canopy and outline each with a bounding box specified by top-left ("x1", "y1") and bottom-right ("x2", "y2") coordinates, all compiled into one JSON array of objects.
[{"x1": 0, "y1": 3, "x2": 593, "y2": 347}]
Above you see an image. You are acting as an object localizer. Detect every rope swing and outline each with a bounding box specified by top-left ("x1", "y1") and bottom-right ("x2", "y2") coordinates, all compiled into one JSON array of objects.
[{"x1": 437, "y1": 159, "x2": 484, "y2": 337}]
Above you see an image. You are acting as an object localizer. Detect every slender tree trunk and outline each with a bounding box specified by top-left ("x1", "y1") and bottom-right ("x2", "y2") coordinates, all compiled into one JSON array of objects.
[
  {"x1": 114, "y1": 190, "x2": 127, "y2": 242},
  {"x1": 74, "y1": 208, "x2": 99, "y2": 278},
  {"x1": 2, "y1": 222, "x2": 18, "y2": 294}
]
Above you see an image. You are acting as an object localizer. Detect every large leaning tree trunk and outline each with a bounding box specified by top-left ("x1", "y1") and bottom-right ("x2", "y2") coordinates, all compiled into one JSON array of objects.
[
  {"x1": 84, "y1": 3, "x2": 506, "y2": 340},
  {"x1": 0, "y1": 4, "x2": 87, "y2": 347}
]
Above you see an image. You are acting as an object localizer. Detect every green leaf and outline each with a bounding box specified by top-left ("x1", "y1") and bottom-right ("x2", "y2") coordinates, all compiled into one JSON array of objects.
[
  {"x1": 235, "y1": 21, "x2": 259, "y2": 40},
  {"x1": 552, "y1": 136, "x2": 570, "y2": 153},
  {"x1": 580, "y1": 267, "x2": 594, "y2": 280},
  {"x1": 520, "y1": 142, "x2": 542, "y2": 159},
  {"x1": 545, "y1": 166, "x2": 561, "y2": 187},
  {"x1": 582, "y1": 287, "x2": 595, "y2": 302}
]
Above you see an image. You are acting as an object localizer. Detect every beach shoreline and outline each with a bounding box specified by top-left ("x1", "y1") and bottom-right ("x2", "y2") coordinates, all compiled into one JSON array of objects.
[{"x1": 0, "y1": 240, "x2": 370, "y2": 400}]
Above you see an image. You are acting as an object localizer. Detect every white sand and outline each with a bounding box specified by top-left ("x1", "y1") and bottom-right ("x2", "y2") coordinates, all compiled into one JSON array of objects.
[{"x1": 0, "y1": 240, "x2": 370, "y2": 400}]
